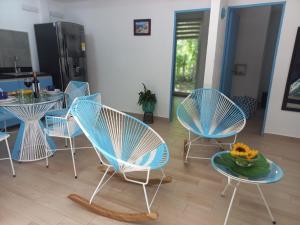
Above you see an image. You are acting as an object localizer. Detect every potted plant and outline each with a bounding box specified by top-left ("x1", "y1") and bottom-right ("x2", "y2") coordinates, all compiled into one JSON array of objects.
[{"x1": 138, "y1": 83, "x2": 157, "y2": 123}]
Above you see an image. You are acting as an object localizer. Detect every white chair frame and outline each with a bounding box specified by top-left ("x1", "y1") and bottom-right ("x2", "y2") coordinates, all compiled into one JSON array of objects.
[
  {"x1": 45, "y1": 113, "x2": 82, "y2": 178},
  {"x1": 184, "y1": 130, "x2": 237, "y2": 161},
  {"x1": 92, "y1": 151, "x2": 167, "y2": 214},
  {"x1": 44, "y1": 93, "x2": 101, "y2": 178},
  {"x1": 0, "y1": 134, "x2": 16, "y2": 177}
]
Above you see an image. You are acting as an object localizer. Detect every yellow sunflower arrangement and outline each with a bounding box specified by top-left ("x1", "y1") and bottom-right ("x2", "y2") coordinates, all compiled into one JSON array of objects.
[{"x1": 230, "y1": 143, "x2": 259, "y2": 167}]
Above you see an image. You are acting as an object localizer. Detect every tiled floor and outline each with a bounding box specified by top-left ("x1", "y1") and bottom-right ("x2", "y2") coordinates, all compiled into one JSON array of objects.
[{"x1": 0, "y1": 110, "x2": 299, "y2": 225}]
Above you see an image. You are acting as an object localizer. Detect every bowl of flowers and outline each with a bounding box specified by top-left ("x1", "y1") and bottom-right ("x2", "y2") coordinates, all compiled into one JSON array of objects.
[{"x1": 230, "y1": 143, "x2": 258, "y2": 167}]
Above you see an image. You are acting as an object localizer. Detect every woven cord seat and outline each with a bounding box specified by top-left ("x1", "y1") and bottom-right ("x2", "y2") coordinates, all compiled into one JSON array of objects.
[
  {"x1": 46, "y1": 81, "x2": 90, "y2": 117},
  {"x1": 44, "y1": 93, "x2": 101, "y2": 178},
  {"x1": 177, "y1": 88, "x2": 246, "y2": 161},
  {"x1": 69, "y1": 99, "x2": 170, "y2": 220}
]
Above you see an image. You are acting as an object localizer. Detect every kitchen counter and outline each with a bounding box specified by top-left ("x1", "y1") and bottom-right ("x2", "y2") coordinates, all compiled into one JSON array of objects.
[{"x1": 0, "y1": 72, "x2": 49, "y2": 79}]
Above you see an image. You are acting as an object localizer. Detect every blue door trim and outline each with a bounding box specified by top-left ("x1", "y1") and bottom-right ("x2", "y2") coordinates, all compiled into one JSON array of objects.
[
  {"x1": 220, "y1": 1, "x2": 286, "y2": 134},
  {"x1": 261, "y1": 2, "x2": 286, "y2": 134},
  {"x1": 219, "y1": 8, "x2": 237, "y2": 94},
  {"x1": 228, "y1": 1, "x2": 286, "y2": 9},
  {"x1": 169, "y1": 8, "x2": 210, "y2": 121}
]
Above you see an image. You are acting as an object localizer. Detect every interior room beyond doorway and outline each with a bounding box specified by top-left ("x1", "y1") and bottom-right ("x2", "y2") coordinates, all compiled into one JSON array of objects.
[{"x1": 221, "y1": 4, "x2": 284, "y2": 134}]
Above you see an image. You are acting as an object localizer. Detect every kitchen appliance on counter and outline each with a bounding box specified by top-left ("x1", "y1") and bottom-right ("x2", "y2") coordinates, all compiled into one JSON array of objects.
[{"x1": 34, "y1": 22, "x2": 87, "y2": 91}]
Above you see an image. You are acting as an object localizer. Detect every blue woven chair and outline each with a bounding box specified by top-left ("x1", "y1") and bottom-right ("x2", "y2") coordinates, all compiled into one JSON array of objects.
[
  {"x1": 177, "y1": 88, "x2": 246, "y2": 162},
  {"x1": 44, "y1": 93, "x2": 101, "y2": 178},
  {"x1": 69, "y1": 100, "x2": 170, "y2": 220},
  {"x1": 46, "y1": 81, "x2": 90, "y2": 117}
]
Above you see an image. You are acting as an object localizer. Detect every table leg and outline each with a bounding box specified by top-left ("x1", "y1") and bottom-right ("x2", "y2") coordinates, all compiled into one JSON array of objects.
[
  {"x1": 224, "y1": 182, "x2": 240, "y2": 225},
  {"x1": 12, "y1": 120, "x2": 55, "y2": 161},
  {"x1": 256, "y1": 184, "x2": 276, "y2": 224},
  {"x1": 12, "y1": 122, "x2": 25, "y2": 160},
  {"x1": 221, "y1": 177, "x2": 231, "y2": 197}
]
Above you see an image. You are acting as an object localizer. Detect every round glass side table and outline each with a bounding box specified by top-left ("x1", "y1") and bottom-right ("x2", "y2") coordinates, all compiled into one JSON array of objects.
[
  {"x1": 211, "y1": 151, "x2": 283, "y2": 225},
  {"x1": 0, "y1": 93, "x2": 64, "y2": 162}
]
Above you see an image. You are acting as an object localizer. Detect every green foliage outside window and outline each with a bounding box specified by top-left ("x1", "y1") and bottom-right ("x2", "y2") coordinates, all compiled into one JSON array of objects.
[{"x1": 175, "y1": 39, "x2": 199, "y2": 93}]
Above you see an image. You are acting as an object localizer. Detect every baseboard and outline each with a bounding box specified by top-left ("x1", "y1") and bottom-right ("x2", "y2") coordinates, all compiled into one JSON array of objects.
[{"x1": 125, "y1": 112, "x2": 169, "y2": 123}]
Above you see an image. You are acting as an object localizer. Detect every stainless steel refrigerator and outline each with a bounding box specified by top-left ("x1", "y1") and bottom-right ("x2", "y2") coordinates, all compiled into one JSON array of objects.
[{"x1": 34, "y1": 22, "x2": 87, "y2": 90}]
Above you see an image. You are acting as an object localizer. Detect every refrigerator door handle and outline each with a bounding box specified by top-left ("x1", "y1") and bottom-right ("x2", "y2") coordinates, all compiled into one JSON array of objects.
[
  {"x1": 55, "y1": 23, "x2": 65, "y2": 90},
  {"x1": 62, "y1": 36, "x2": 70, "y2": 80}
]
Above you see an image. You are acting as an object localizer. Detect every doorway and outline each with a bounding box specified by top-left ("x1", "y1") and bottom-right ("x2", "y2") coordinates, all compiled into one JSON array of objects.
[
  {"x1": 220, "y1": 3, "x2": 285, "y2": 134},
  {"x1": 170, "y1": 9, "x2": 210, "y2": 120}
]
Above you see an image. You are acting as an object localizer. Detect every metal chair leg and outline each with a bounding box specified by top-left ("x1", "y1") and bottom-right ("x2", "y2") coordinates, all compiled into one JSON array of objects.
[
  {"x1": 89, "y1": 166, "x2": 114, "y2": 204},
  {"x1": 72, "y1": 138, "x2": 76, "y2": 155},
  {"x1": 69, "y1": 138, "x2": 77, "y2": 179},
  {"x1": 46, "y1": 155, "x2": 49, "y2": 168},
  {"x1": 221, "y1": 177, "x2": 231, "y2": 197},
  {"x1": 257, "y1": 184, "x2": 276, "y2": 224},
  {"x1": 5, "y1": 139, "x2": 15, "y2": 177},
  {"x1": 65, "y1": 138, "x2": 68, "y2": 147},
  {"x1": 44, "y1": 134, "x2": 49, "y2": 168},
  {"x1": 224, "y1": 182, "x2": 240, "y2": 225},
  {"x1": 185, "y1": 131, "x2": 192, "y2": 162},
  {"x1": 142, "y1": 184, "x2": 151, "y2": 214}
]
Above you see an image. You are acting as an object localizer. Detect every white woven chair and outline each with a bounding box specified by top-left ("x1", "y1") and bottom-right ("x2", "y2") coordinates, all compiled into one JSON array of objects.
[
  {"x1": 177, "y1": 88, "x2": 246, "y2": 161},
  {"x1": 44, "y1": 93, "x2": 101, "y2": 178},
  {"x1": 46, "y1": 80, "x2": 90, "y2": 117}
]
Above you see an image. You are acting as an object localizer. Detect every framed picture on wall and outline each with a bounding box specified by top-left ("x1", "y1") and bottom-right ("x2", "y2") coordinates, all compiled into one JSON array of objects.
[
  {"x1": 134, "y1": 19, "x2": 151, "y2": 36},
  {"x1": 282, "y1": 27, "x2": 300, "y2": 112}
]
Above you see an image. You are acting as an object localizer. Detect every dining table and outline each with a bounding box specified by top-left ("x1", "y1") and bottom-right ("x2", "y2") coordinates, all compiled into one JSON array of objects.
[{"x1": 0, "y1": 92, "x2": 64, "y2": 162}]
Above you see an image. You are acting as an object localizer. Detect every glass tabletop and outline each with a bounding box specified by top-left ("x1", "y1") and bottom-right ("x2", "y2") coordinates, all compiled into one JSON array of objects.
[
  {"x1": 0, "y1": 92, "x2": 64, "y2": 107},
  {"x1": 211, "y1": 151, "x2": 284, "y2": 184}
]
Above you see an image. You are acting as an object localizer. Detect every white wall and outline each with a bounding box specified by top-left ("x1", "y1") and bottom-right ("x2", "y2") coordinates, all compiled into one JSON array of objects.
[
  {"x1": 47, "y1": 0, "x2": 65, "y2": 22},
  {"x1": 231, "y1": 6, "x2": 271, "y2": 99},
  {"x1": 63, "y1": 0, "x2": 211, "y2": 118},
  {"x1": 264, "y1": 0, "x2": 300, "y2": 138},
  {"x1": 39, "y1": 0, "x2": 65, "y2": 22},
  {"x1": 0, "y1": 0, "x2": 42, "y2": 70},
  {"x1": 195, "y1": 11, "x2": 210, "y2": 88},
  {"x1": 211, "y1": 0, "x2": 228, "y2": 89},
  {"x1": 204, "y1": 0, "x2": 228, "y2": 88},
  {"x1": 0, "y1": 0, "x2": 65, "y2": 71}
]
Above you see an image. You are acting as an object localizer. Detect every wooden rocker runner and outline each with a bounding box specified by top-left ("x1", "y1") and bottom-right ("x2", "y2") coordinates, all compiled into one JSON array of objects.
[
  {"x1": 68, "y1": 194, "x2": 158, "y2": 222},
  {"x1": 68, "y1": 99, "x2": 171, "y2": 222}
]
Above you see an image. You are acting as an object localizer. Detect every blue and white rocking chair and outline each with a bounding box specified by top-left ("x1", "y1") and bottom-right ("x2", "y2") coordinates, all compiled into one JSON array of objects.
[
  {"x1": 68, "y1": 100, "x2": 171, "y2": 222},
  {"x1": 44, "y1": 93, "x2": 101, "y2": 178},
  {"x1": 177, "y1": 88, "x2": 246, "y2": 162}
]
